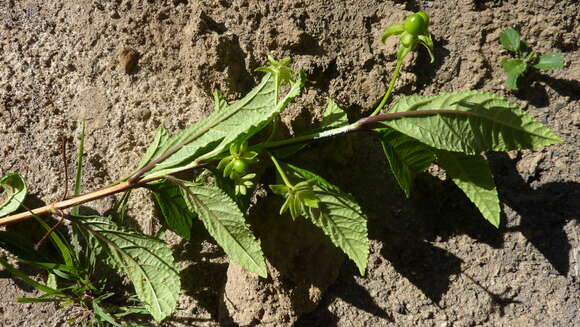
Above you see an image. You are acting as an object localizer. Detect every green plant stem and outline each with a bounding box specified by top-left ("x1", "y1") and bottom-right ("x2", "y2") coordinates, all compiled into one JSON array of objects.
[
  {"x1": 0, "y1": 109, "x2": 475, "y2": 226},
  {"x1": 255, "y1": 108, "x2": 493, "y2": 151},
  {"x1": 370, "y1": 58, "x2": 403, "y2": 116},
  {"x1": 269, "y1": 153, "x2": 293, "y2": 188}
]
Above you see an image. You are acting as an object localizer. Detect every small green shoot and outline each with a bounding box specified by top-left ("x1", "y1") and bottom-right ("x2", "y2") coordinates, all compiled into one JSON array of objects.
[{"x1": 499, "y1": 28, "x2": 564, "y2": 89}]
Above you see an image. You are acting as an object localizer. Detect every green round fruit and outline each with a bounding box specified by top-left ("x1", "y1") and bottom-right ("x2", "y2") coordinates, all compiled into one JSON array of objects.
[
  {"x1": 231, "y1": 159, "x2": 248, "y2": 175},
  {"x1": 404, "y1": 13, "x2": 427, "y2": 36},
  {"x1": 415, "y1": 11, "x2": 430, "y2": 30}
]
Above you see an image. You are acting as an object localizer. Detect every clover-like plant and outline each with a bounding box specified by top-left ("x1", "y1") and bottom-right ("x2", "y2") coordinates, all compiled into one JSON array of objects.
[
  {"x1": 0, "y1": 11, "x2": 563, "y2": 324},
  {"x1": 499, "y1": 28, "x2": 564, "y2": 89}
]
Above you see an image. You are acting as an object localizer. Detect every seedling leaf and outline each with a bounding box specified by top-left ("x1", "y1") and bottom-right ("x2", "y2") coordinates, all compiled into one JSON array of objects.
[
  {"x1": 436, "y1": 151, "x2": 500, "y2": 227},
  {"x1": 533, "y1": 53, "x2": 564, "y2": 70},
  {"x1": 377, "y1": 127, "x2": 436, "y2": 198},
  {"x1": 286, "y1": 164, "x2": 369, "y2": 275},
  {"x1": 84, "y1": 216, "x2": 180, "y2": 322},
  {"x1": 501, "y1": 58, "x2": 527, "y2": 75},
  {"x1": 384, "y1": 90, "x2": 563, "y2": 154},
  {"x1": 179, "y1": 181, "x2": 267, "y2": 277},
  {"x1": 499, "y1": 28, "x2": 521, "y2": 52},
  {"x1": 149, "y1": 180, "x2": 196, "y2": 240},
  {"x1": 505, "y1": 73, "x2": 520, "y2": 90},
  {"x1": 0, "y1": 173, "x2": 26, "y2": 217}
]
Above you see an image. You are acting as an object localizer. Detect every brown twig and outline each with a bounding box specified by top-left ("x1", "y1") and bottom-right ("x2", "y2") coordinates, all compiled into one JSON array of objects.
[{"x1": 0, "y1": 181, "x2": 135, "y2": 226}]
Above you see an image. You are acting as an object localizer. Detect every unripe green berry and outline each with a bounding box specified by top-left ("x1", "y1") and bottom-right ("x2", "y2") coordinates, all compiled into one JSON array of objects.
[
  {"x1": 415, "y1": 12, "x2": 430, "y2": 30},
  {"x1": 232, "y1": 159, "x2": 248, "y2": 175},
  {"x1": 404, "y1": 13, "x2": 427, "y2": 36}
]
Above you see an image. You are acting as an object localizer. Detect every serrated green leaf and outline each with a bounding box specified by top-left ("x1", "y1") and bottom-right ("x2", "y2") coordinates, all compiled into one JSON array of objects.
[
  {"x1": 149, "y1": 180, "x2": 196, "y2": 240},
  {"x1": 499, "y1": 28, "x2": 521, "y2": 52},
  {"x1": 501, "y1": 58, "x2": 527, "y2": 75},
  {"x1": 436, "y1": 151, "x2": 500, "y2": 227},
  {"x1": 285, "y1": 164, "x2": 369, "y2": 275},
  {"x1": 384, "y1": 90, "x2": 563, "y2": 154},
  {"x1": 321, "y1": 99, "x2": 348, "y2": 130},
  {"x1": 84, "y1": 217, "x2": 180, "y2": 322},
  {"x1": 140, "y1": 72, "x2": 305, "y2": 180},
  {"x1": 208, "y1": 167, "x2": 251, "y2": 212},
  {"x1": 178, "y1": 181, "x2": 267, "y2": 277},
  {"x1": 505, "y1": 72, "x2": 520, "y2": 90},
  {"x1": 533, "y1": 53, "x2": 564, "y2": 70},
  {"x1": 0, "y1": 173, "x2": 26, "y2": 217},
  {"x1": 377, "y1": 127, "x2": 435, "y2": 198},
  {"x1": 133, "y1": 127, "x2": 172, "y2": 174}
]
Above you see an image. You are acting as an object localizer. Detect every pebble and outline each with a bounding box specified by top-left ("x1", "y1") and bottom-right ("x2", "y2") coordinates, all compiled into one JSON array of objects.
[{"x1": 118, "y1": 47, "x2": 139, "y2": 74}]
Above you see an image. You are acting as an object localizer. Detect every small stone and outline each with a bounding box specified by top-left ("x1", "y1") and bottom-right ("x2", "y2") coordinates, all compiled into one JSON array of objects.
[
  {"x1": 479, "y1": 15, "x2": 492, "y2": 25},
  {"x1": 118, "y1": 47, "x2": 139, "y2": 74},
  {"x1": 393, "y1": 302, "x2": 406, "y2": 314}
]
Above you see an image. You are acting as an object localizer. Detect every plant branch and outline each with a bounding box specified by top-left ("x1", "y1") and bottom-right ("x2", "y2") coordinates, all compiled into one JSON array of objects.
[
  {"x1": 269, "y1": 153, "x2": 292, "y2": 187},
  {"x1": 370, "y1": 58, "x2": 403, "y2": 116},
  {"x1": 0, "y1": 182, "x2": 133, "y2": 226},
  {"x1": 0, "y1": 108, "x2": 483, "y2": 227},
  {"x1": 255, "y1": 108, "x2": 481, "y2": 151}
]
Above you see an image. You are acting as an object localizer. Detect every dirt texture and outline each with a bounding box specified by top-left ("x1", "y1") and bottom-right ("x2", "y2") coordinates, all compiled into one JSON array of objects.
[{"x1": 1, "y1": 0, "x2": 578, "y2": 326}]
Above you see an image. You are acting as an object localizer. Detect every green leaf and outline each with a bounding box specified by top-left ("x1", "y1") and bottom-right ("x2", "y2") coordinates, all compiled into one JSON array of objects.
[
  {"x1": 436, "y1": 151, "x2": 500, "y2": 227},
  {"x1": 92, "y1": 300, "x2": 125, "y2": 327},
  {"x1": 33, "y1": 215, "x2": 75, "y2": 267},
  {"x1": 499, "y1": 28, "x2": 521, "y2": 52},
  {"x1": 84, "y1": 217, "x2": 180, "y2": 322},
  {"x1": 533, "y1": 53, "x2": 564, "y2": 70},
  {"x1": 0, "y1": 173, "x2": 27, "y2": 217},
  {"x1": 178, "y1": 181, "x2": 267, "y2": 277},
  {"x1": 285, "y1": 164, "x2": 369, "y2": 275},
  {"x1": 501, "y1": 58, "x2": 527, "y2": 75},
  {"x1": 149, "y1": 180, "x2": 196, "y2": 240},
  {"x1": 140, "y1": 72, "x2": 305, "y2": 180},
  {"x1": 321, "y1": 99, "x2": 348, "y2": 130},
  {"x1": 505, "y1": 72, "x2": 520, "y2": 90},
  {"x1": 133, "y1": 126, "x2": 172, "y2": 174},
  {"x1": 255, "y1": 56, "x2": 294, "y2": 101},
  {"x1": 377, "y1": 128, "x2": 435, "y2": 198},
  {"x1": 381, "y1": 23, "x2": 404, "y2": 43},
  {"x1": 384, "y1": 90, "x2": 563, "y2": 154}
]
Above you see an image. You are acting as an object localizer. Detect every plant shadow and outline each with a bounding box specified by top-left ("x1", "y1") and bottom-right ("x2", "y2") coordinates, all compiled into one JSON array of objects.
[
  {"x1": 486, "y1": 152, "x2": 579, "y2": 275},
  {"x1": 413, "y1": 36, "x2": 450, "y2": 88},
  {"x1": 511, "y1": 71, "x2": 580, "y2": 108},
  {"x1": 172, "y1": 219, "x2": 228, "y2": 322},
  {"x1": 294, "y1": 134, "x2": 518, "y2": 323}
]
